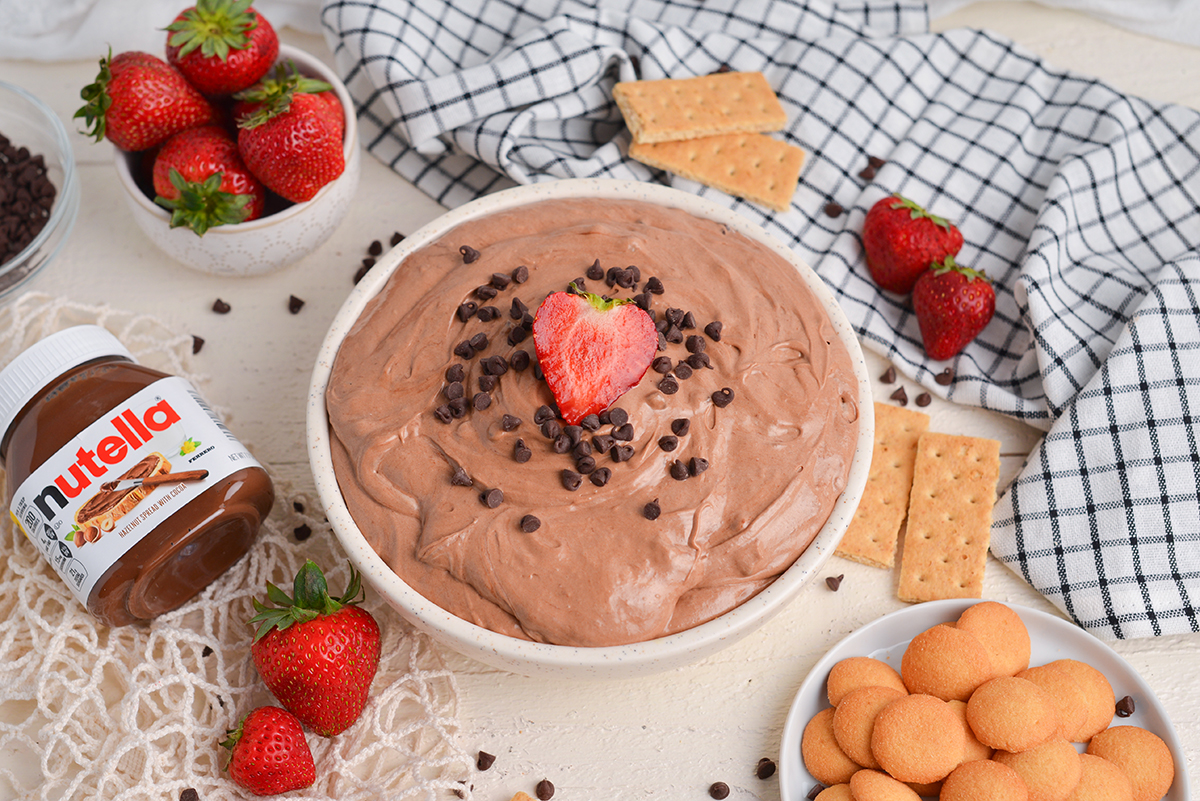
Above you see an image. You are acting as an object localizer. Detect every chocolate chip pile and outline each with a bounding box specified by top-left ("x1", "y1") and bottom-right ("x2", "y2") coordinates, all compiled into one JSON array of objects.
[
  {"x1": 0, "y1": 133, "x2": 57, "y2": 267},
  {"x1": 432, "y1": 245, "x2": 736, "y2": 534}
]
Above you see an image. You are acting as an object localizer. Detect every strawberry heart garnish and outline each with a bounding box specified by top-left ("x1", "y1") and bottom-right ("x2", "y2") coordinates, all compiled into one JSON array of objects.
[{"x1": 532, "y1": 284, "x2": 658, "y2": 425}]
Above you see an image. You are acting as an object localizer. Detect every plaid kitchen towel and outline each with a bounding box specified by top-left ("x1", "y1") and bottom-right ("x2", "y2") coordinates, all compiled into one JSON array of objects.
[{"x1": 319, "y1": 0, "x2": 1200, "y2": 639}]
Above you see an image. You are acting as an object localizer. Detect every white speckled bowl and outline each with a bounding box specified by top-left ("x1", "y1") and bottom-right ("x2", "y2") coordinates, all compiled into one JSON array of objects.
[
  {"x1": 113, "y1": 45, "x2": 360, "y2": 277},
  {"x1": 308, "y1": 179, "x2": 874, "y2": 679}
]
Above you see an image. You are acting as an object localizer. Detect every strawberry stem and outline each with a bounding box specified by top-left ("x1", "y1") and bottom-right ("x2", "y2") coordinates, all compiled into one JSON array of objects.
[
  {"x1": 930, "y1": 254, "x2": 989, "y2": 282},
  {"x1": 154, "y1": 168, "x2": 253, "y2": 236},
  {"x1": 234, "y1": 62, "x2": 332, "y2": 128},
  {"x1": 248, "y1": 560, "x2": 365, "y2": 641},
  {"x1": 567, "y1": 282, "x2": 633, "y2": 312},
  {"x1": 74, "y1": 49, "x2": 115, "y2": 143},
  {"x1": 165, "y1": 0, "x2": 259, "y2": 62},
  {"x1": 889, "y1": 194, "x2": 954, "y2": 232}
]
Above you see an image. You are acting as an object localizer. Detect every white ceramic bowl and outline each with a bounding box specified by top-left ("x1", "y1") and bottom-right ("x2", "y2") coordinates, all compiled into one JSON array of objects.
[
  {"x1": 0, "y1": 80, "x2": 81, "y2": 297},
  {"x1": 113, "y1": 44, "x2": 360, "y2": 277},
  {"x1": 308, "y1": 179, "x2": 875, "y2": 679}
]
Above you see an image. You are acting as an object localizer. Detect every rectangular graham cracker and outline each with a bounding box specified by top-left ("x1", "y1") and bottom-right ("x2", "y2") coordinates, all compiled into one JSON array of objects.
[
  {"x1": 897, "y1": 432, "x2": 1001, "y2": 603},
  {"x1": 628, "y1": 133, "x2": 805, "y2": 212},
  {"x1": 613, "y1": 71, "x2": 787, "y2": 144},
  {"x1": 836, "y1": 403, "x2": 930, "y2": 568}
]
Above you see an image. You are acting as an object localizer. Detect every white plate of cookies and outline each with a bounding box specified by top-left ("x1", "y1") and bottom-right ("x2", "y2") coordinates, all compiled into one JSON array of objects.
[{"x1": 778, "y1": 599, "x2": 1188, "y2": 801}]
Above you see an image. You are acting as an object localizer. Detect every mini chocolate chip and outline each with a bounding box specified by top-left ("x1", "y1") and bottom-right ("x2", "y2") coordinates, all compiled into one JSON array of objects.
[
  {"x1": 680, "y1": 311, "x2": 696, "y2": 329},
  {"x1": 656, "y1": 331, "x2": 667, "y2": 351},
  {"x1": 520, "y1": 515, "x2": 541, "y2": 533},
  {"x1": 565, "y1": 425, "x2": 583, "y2": 446},
  {"x1": 881, "y1": 366, "x2": 896, "y2": 383},
  {"x1": 665, "y1": 307, "x2": 683, "y2": 326},
  {"x1": 390, "y1": 231, "x2": 405, "y2": 246},
  {"x1": 645, "y1": 276, "x2": 665, "y2": 294},
  {"x1": 569, "y1": 276, "x2": 587, "y2": 293},
  {"x1": 212, "y1": 298, "x2": 231, "y2": 314},
  {"x1": 686, "y1": 352, "x2": 713, "y2": 370},
  {"x1": 512, "y1": 264, "x2": 530, "y2": 283},
  {"x1": 476, "y1": 305, "x2": 499, "y2": 322},
  {"x1": 478, "y1": 375, "x2": 497, "y2": 392},
  {"x1": 590, "y1": 467, "x2": 612, "y2": 486},
  {"x1": 658, "y1": 375, "x2": 679, "y2": 395},
  {"x1": 890, "y1": 386, "x2": 908, "y2": 405},
  {"x1": 671, "y1": 418, "x2": 690, "y2": 436},
  {"x1": 522, "y1": 312, "x2": 535, "y2": 330},
  {"x1": 293, "y1": 524, "x2": 312, "y2": 541},
  {"x1": 685, "y1": 335, "x2": 706, "y2": 354},
  {"x1": 456, "y1": 301, "x2": 478, "y2": 322},
  {"x1": 604, "y1": 266, "x2": 619, "y2": 287},
  {"x1": 712, "y1": 387, "x2": 735, "y2": 408},
  {"x1": 469, "y1": 332, "x2": 488, "y2": 351},
  {"x1": 553, "y1": 434, "x2": 572, "y2": 454},
  {"x1": 483, "y1": 355, "x2": 509, "y2": 375},
  {"x1": 490, "y1": 272, "x2": 511, "y2": 289},
  {"x1": 670, "y1": 460, "x2": 689, "y2": 481},
  {"x1": 612, "y1": 423, "x2": 634, "y2": 441},
  {"x1": 709, "y1": 782, "x2": 730, "y2": 800},
  {"x1": 480, "y1": 488, "x2": 503, "y2": 507},
  {"x1": 616, "y1": 268, "x2": 636, "y2": 288},
  {"x1": 608, "y1": 408, "x2": 629, "y2": 426},
  {"x1": 935, "y1": 367, "x2": 954, "y2": 385},
  {"x1": 476, "y1": 751, "x2": 496, "y2": 771},
  {"x1": 825, "y1": 574, "x2": 844, "y2": 591},
  {"x1": 534, "y1": 405, "x2": 556, "y2": 424},
  {"x1": 643, "y1": 499, "x2": 661, "y2": 520},
  {"x1": 453, "y1": 340, "x2": 474, "y2": 359},
  {"x1": 288, "y1": 295, "x2": 305, "y2": 314},
  {"x1": 807, "y1": 784, "x2": 826, "y2": 800},
  {"x1": 292, "y1": 501, "x2": 304, "y2": 513},
  {"x1": 704, "y1": 321, "x2": 723, "y2": 341},
  {"x1": 868, "y1": 155, "x2": 886, "y2": 168},
  {"x1": 633, "y1": 292, "x2": 651, "y2": 311},
  {"x1": 689, "y1": 457, "x2": 709, "y2": 476},
  {"x1": 598, "y1": 409, "x2": 612, "y2": 425},
  {"x1": 475, "y1": 284, "x2": 498, "y2": 301},
  {"x1": 824, "y1": 201, "x2": 844, "y2": 217},
  {"x1": 655, "y1": 318, "x2": 668, "y2": 333},
  {"x1": 756, "y1": 758, "x2": 777, "y2": 780},
  {"x1": 507, "y1": 325, "x2": 528, "y2": 346},
  {"x1": 536, "y1": 779, "x2": 555, "y2": 800},
  {"x1": 916, "y1": 392, "x2": 932, "y2": 407},
  {"x1": 180, "y1": 789, "x2": 200, "y2": 801},
  {"x1": 362, "y1": 256, "x2": 376, "y2": 269},
  {"x1": 444, "y1": 381, "x2": 465, "y2": 401},
  {"x1": 459, "y1": 245, "x2": 480, "y2": 263},
  {"x1": 510, "y1": 350, "x2": 531, "y2": 371},
  {"x1": 502, "y1": 414, "x2": 522, "y2": 431},
  {"x1": 473, "y1": 392, "x2": 492, "y2": 411},
  {"x1": 191, "y1": 335, "x2": 205, "y2": 354},
  {"x1": 586, "y1": 259, "x2": 604, "y2": 280},
  {"x1": 592, "y1": 434, "x2": 615, "y2": 453},
  {"x1": 450, "y1": 467, "x2": 472, "y2": 486},
  {"x1": 446, "y1": 364, "x2": 465, "y2": 383},
  {"x1": 1115, "y1": 695, "x2": 1135, "y2": 717},
  {"x1": 448, "y1": 397, "x2": 468, "y2": 418},
  {"x1": 353, "y1": 263, "x2": 372, "y2": 283},
  {"x1": 541, "y1": 419, "x2": 563, "y2": 440},
  {"x1": 514, "y1": 439, "x2": 532, "y2": 463},
  {"x1": 658, "y1": 435, "x2": 678, "y2": 452},
  {"x1": 510, "y1": 297, "x2": 529, "y2": 319},
  {"x1": 581, "y1": 413, "x2": 601, "y2": 431},
  {"x1": 561, "y1": 469, "x2": 583, "y2": 491},
  {"x1": 434, "y1": 404, "x2": 453, "y2": 424},
  {"x1": 615, "y1": 444, "x2": 634, "y2": 462},
  {"x1": 674, "y1": 363, "x2": 693, "y2": 380},
  {"x1": 576, "y1": 455, "x2": 596, "y2": 473},
  {"x1": 858, "y1": 164, "x2": 877, "y2": 180}
]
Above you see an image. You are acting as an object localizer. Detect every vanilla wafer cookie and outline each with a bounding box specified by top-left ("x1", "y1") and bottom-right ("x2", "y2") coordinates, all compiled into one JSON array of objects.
[{"x1": 613, "y1": 71, "x2": 787, "y2": 143}]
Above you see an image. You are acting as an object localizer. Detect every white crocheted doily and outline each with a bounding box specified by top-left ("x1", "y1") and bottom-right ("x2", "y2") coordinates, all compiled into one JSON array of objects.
[{"x1": 0, "y1": 294, "x2": 474, "y2": 801}]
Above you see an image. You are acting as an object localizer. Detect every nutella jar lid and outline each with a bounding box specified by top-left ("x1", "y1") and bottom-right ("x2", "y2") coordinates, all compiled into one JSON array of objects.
[{"x1": 0, "y1": 325, "x2": 135, "y2": 446}]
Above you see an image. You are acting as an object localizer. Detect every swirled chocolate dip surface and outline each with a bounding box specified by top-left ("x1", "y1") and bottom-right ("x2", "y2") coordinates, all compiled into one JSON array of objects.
[{"x1": 327, "y1": 198, "x2": 859, "y2": 647}]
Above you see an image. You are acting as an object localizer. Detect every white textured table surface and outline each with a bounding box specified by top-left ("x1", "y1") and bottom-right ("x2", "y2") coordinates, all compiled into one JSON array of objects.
[{"x1": 2, "y1": 2, "x2": 1198, "y2": 799}]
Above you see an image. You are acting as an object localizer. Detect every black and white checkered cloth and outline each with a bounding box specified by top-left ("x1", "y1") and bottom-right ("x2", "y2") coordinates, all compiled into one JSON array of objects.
[{"x1": 319, "y1": 0, "x2": 1200, "y2": 640}]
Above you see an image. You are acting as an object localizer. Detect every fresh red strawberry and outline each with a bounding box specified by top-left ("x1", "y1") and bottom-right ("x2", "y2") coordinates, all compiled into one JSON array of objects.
[
  {"x1": 152, "y1": 124, "x2": 266, "y2": 234},
  {"x1": 862, "y1": 194, "x2": 964, "y2": 294},
  {"x1": 234, "y1": 64, "x2": 345, "y2": 203},
  {"x1": 166, "y1": 0, "x2": 279, "y2": 97},
  {"x1": 75, "y1": 50, "x2": 219, "y2": 152},
  {"x1": 249, "y1": 561, "x2": 381, "y2": 737},
  {"x1": 222, "y1": 706, "x2": 315, "y2": 796},
  {"x1": 912, "y1": 256, "x2": 995, "y2": 360},
  {"x1": 532, "y1": 284, "x2": 658, "y2": 425}
]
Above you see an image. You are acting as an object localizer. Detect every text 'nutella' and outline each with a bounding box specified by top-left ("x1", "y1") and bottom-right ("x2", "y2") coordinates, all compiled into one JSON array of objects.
[{"x1": 0, "y1": 326, "x2": 274, "y2": 626}]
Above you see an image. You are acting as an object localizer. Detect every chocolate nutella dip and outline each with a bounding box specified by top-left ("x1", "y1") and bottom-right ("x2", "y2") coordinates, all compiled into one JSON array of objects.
[{"x1": 326, "y1": 198, "x2": 859, "y2": 647}]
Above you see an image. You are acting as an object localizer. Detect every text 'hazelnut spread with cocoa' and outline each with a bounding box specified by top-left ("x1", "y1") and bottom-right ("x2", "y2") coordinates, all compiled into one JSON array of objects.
[{"x1": 0, "y1": 326, "x2": 274, "y2": 627}]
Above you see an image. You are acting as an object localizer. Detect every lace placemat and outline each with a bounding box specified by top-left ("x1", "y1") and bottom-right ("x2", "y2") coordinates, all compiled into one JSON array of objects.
[{"x1": 0, "y1": 293, "x2": 474, "y2": 801}]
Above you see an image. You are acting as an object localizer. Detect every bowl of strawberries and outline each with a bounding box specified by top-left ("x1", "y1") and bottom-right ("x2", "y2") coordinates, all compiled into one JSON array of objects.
[{"x1": 81, "y1": 0, "x2": 360, "y2": 277}]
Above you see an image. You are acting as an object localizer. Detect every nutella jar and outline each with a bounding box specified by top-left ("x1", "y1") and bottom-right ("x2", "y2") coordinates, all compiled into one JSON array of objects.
[{"x1": 0, "y1": 326, "x2": 274, "y2": 626}]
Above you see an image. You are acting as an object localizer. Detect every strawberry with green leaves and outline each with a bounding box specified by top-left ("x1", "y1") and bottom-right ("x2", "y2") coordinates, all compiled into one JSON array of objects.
[
  {"x1": 863, "y1": 194, "x2": 964, "y2": 294},
  {"x1": 152, "y1": 124, "x2": 265, "y2": 235},
  {"x1": 222, "y1": 705, "x2": 315, "y2": 796},
  {"x1": 76, "y1": 50, "x2": 219, "y2": 152},
  {"x1": 532, "y1": 284, "x2": 658, "y2": 425},
  {"x1": 249, "y1": 560, "x2": 381, "y2": 737},
  {"x1": 912, "y1": 256, "x2": 995, "y2": 360},
  {"x1": 234, "y1": 64, "x2": 345, "y2": 203},
  {"x1": 166, "y1": 0, "x2": 279, "y2": 97}
]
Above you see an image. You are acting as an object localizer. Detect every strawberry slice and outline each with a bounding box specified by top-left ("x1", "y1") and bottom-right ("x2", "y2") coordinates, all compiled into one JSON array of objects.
[{"x1": 532, "y1": 284, "x2": 657, "y2": 425}]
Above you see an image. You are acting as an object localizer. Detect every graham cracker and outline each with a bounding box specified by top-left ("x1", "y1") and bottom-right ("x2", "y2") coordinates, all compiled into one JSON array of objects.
[
  {"x1": 836, "y1": 403, "x2": 930, "y2": 568},
  {"x1": 897, "y1": 432, "x2": 1000, "y2": 603},
  {"x1": 628, "y1": 133, "x2": 805, "y2": 211},
  {"x1": 510, "y1": 794, "x2": 536, "y2": 801},
  {"x1": 613, "y1": 71, "x2": 787, "y2": 144}
]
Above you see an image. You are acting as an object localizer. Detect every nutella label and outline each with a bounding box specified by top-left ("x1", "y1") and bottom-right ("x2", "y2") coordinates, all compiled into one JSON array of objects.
[{"x1": 8, "y1": 376, "x2": 261, "y2": 606}]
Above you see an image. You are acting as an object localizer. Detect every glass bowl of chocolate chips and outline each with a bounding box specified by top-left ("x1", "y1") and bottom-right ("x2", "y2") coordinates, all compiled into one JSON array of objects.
[{"x1": 0, "y1": 80, "x2": 81, "y2": 297}]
